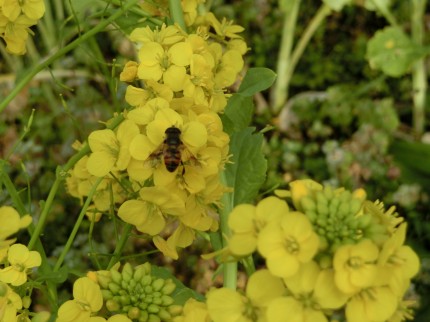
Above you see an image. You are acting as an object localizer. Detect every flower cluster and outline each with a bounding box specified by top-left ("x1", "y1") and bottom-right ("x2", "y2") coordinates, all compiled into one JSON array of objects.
[
  {"x1": 66, "y1": 3, "x2": 247, "y2": 259},
  {"x1": 185, "y1": 180, "x2": 420, "y2": 322},
  {"x1": 56, "y1": 262, "x2": 180, "y2": 322},
  {"x1": 0, "y1": 0, "x2": 45, "y2": 54},
  {"x1": 0, "y1": 206, "x2": 46, "y2": 322}
]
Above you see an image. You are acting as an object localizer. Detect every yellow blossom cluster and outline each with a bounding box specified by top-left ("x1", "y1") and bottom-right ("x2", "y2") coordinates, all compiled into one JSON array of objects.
[
  {"x1": 0, "y1": 206, "x2": 45, "y2": 322},
  {"x1": 183, "y1": 180, "x2": 420, "y2": 322},
  {"x1": 66, "y1": 3, "x2": 247, "y2": 259},
  {"x1": 0, "y1": 0, "x2": 45, "y2": 54}
]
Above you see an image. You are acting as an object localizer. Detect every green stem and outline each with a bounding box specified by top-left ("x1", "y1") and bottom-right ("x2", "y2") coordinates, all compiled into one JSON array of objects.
[
  {"x1": 219, "y1": 172, "x2": 237, "y2": 290},
  {"x1": 169, "y1": 0, "x2": 187, "y2": 31},
  {"x1": 53, "y1": 177, "x2": 104, "y2": 272},
  {"x1": 27, "y1": 113, "x2": 125, "y2": 251},
  {"x1": 271, "y1": 0, "x2": 301, "y2": 113},
  {"x1": 0, "y1": 0, "x2": 140, "y2": 114},
  {"x1": 272, "y1": 3, "x2": 331, "y2": 114},
  {"x1": 411, "y1": 0, "x2": 427, "y2": 137},
  {"x1": 107, "y1": 223, "x2": 133, "y2": 270},
  {"x1": 369, "y1": 0, "x2": 399, "y2": 27}
]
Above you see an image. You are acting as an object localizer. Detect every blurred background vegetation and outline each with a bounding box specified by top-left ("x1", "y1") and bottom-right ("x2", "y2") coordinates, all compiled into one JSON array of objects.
[{"x1": 0, "y1": 0, "x2": 429, "y2": 320}]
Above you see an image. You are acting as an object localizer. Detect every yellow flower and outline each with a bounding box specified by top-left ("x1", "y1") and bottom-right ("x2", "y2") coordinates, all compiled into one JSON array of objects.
[
  {"x1": 228, "y1": 197, "x2": 288, "y2": 256},
  {"x1": 214, "y1": 49, "x2": 244, "y2": 88},
  {"x1": 257, "y1": 211, "x2": 319, "y2": 278},
  {"x1": 345, "y1": 286, "x2": 397, "y2": 322},
  {"x1": 136, "y1": 41, "x2": 192, "y2": 88},
  {"x1": 129, "y1": 24, "x2": 183, "y2": 46},
  {"x1": 86, "y1": 120, "x2": 139, "y2": 177},
  {"x1": 203, "y1": 13, "x2": 244, "y2": 39},
  {"x1": 277, "y1": 261, "x2": 349, "y2": 321},
  {"x1": 0, "y1": 206, "x2": 31, "y2": 260},
  {"x1": 56, "y1": 277, "x2": 103, "y2": 322},
  {"x1": 119, "y1": 61, "x2": 138, "y2": 82},
  {"x1": 333, "y1": 239, "x2": 379, "y2": 294},
  {"x1": 207, "y1": 270, "x2": 285, "y2": 321},
  {"x1": 377, "y1": 223, "x2": 420, "y2": 290},
  {"x1": 0, "y1": 14, "x2": 36, "y2": 54},
  {"x1": 173, "y1": 298, "x2": 210, "y2": 322},
  {"x1": 289, "y1": 179, "x2": 323, "y2": 212},
  {"x1": 0, "y1": 282, "x2": 22, "y2": 322},
  {"x1": 266, "y1": 296, "x2": 327, "y2": 322},
  {"x1": 2, "y1": 0, "x2": 45, "y2": 20},
  {"x1": 0, "y1": 243, "x2": 41, "y2": 286},
  {"x1": 117, "y1": 186, "x2": 185, "y2": 235}
]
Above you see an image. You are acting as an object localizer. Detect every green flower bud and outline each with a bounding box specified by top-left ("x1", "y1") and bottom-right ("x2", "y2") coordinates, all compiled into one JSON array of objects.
[
  {"x1": 101, "y1": 289, "x2": 113, "y2": 300},
  {"x1": 22, "y1": 296, "x2": 31, "y2": 309},
  {"x1": 121, "y1": 280, "x2": 129, "y2": 290},
  {"x1": 158, "y1": 308, "x2": 172, "y2": 320},
  {"x1": 148, "y1": 314, "x2": 161, "y2": 322},
  {"x1": 134, "y1": 265, "x2": 147, "y2": 281},
  {"x1": 152, "y1": 278, "x2": 165, "y2": 292},
  {"x1": 109, "y1": 282, "x2": 121, "y2": 294},
  {"x1": 152, "y1": 297, "x2": 162, "y2": 305},
  {"x1": 111, "y1": 269, "x2": 123, "y2": 284},
  {"x1": 146, "y1": 296, "x2": 155, "y2": 304},
  {"x1": 161, "y1": 295, "x2": 174, "y2": 306},
  {"x1": 139, "y1": 302, "x2": 148, "y2": 310},
  {"x1": 145, "y1": 285, "x2": 154, "y2": 294},
  {"x1": 301, "y1": 197, "x2": 316, "y2": 212},
  {"x1": 120, "y1": 294, "x2": 131, "y2": 305},
  {"x1": 306, "y1": 211, "x2": 318, "y2": 223},
  {"x1": 122, "y1": 262, "x2": 133, "y2": 282},
  {"x1": 337, "y1": 201, "x2": 351, "y2": 218},
  {"x1": 349, "y1": 198, "x2": 363, "y2": 216},
  {"x1": 161, "y1": 281, "x2": 176, "y2": 295},
  {"x1": 97, "y1": 273, "x2": 112, "y2": 289},
  {"x1": 139, "y1": 310, "x2": 149, "y2": 322},
  {"x1": 148, "y1": 303, "x2": 160, "y2": 313},
  {"x1": 141, "y1": 275, "x2": 152, "y2": 286},
  {"x1": 106, "y1": 299, "x2": 121, "y2": 311},
  {"x1": 128, "y1": 306, "x2": 141, "y2": 319},
  {"x1": 168, "y1": 305, "x2": 183, "y2": 315}
]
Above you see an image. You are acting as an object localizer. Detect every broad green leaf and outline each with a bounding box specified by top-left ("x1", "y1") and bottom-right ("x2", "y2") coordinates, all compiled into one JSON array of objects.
[
  {"x1": 224, "y1": 127, "x2": 267, "y2": 205},
  {"x1": 238, "y1": 67, "x2": 277, "y2": 97},
  {"x1": 151, "y1": 265, "x2": 204, "y2": 304},
  {"x1": 36, "y1": 266, "x2": 69, "y2": 284},
  {"x1": 222, "y1": 94, "x2": 254, "y2": 135},
  {"x1": 322, "y1": 0, "x2": 353, "y2": 11},
  {"x1": 366, "y1": 26, "x2": 429, "y2": 77}
]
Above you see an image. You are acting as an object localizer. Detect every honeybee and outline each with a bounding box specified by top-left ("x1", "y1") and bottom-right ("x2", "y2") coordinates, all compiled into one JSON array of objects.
[{"x1": 163, "y1": 126, "x2": 182, "y2": 172}]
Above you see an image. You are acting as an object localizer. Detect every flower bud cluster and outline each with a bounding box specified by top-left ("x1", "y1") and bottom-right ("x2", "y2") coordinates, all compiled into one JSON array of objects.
[
  {"x1": 198, "y1": 180, "x2": 420, "y2": 322},
  {"x1": 94, "y1": 263, "x2": 180, "y2": 322},
  {"x1": 0, "y1": 0, "x2": 45, "y2": 54},
  {"x1": 66, "y1": 2, "x2": 247, "y2": 259}
]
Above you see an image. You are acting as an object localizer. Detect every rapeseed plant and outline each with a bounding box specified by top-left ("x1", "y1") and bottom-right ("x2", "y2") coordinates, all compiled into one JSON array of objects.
[{"x1": 0, "y1": 0, "x2": 422, "y2": 321}]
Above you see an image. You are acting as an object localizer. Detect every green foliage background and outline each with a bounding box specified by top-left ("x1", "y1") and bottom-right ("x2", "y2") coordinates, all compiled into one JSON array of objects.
[{"x1": 1, "y1": 0, "x2": 429, "y2": 320}]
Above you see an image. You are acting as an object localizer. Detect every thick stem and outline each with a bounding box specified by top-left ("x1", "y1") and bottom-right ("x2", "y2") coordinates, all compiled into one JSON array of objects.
[
  {"x1": 169, "y1": 0, "x2": 187, "y2": 31},
  {"x1": 271, "y1": 0, "x2": 301, "y2": 112},
  {"x1": 272, "y1": 3, "x2": 331, "y2": 114},
  {"x1": 411, "y1": 0, "x2": 427, "y2": 137}
]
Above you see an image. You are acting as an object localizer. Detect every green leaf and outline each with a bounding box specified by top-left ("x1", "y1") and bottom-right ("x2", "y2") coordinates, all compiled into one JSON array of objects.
[
  {"x1": 366, "y1": 26, "x2": 430, "y2": 77},
  {"x1": 322, "y1": 0, "x2": 353, "y2": 11},
  {"x1": 222, "y1": 95, "x2": 254, "y2": 135},
  {"x1": 238, "y1": 67, "x2": 277, "y2": 97},
  {"x1": 390, "y1": 140, "x2": 430, "y2": 188},
  {"x1": 151, "y1": 266, "x2": 204, "y2": 305},
  {"x1": 224, "y1": 127, "x2": 267, "y2": 205},
  {"x1": 36, "y1": 266, "x2": 69, "y2": 284}
]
